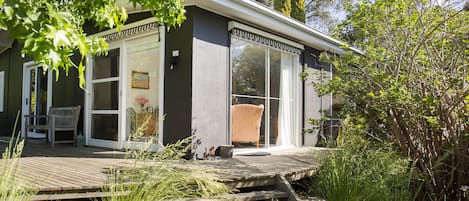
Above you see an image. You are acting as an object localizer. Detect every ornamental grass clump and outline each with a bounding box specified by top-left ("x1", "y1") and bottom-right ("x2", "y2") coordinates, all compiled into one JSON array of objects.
[
  {"x1": 102, "y1": 116, "x2": 231, "y2": 201},
  {"x1": 315, "y1": 121, "x2": 414, "y2": 201},
  {"x1": 0, "y1": 113, "x2": 37, "y2": 201}
]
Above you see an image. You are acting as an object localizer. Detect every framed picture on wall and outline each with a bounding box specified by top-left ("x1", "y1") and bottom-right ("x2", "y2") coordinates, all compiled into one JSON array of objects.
[{"x1": 132, "y1": 71, "x2": 149, "y2": 89}]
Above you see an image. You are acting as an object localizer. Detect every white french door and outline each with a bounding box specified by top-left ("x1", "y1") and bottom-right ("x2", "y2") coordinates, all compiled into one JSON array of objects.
[
  {"x1": 21, "y1": 62, "x2": 52, "y2": 139},
  {"x1": 85, "y1": 26, "x2": 164, "y2": 150},
  {"x1": 86, "y1": 42, "x2": 122, "y2": 149}
]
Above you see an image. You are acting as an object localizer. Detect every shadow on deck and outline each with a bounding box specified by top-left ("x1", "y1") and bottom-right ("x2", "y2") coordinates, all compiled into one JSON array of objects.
[{"x1": 0, "y1": 138, "x2": 330, "y2": 200}]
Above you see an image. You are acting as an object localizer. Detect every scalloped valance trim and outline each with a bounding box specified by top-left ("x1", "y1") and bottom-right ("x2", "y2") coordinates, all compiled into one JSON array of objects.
[
  {"x1": 102, "y1": 22, "x2": 159, "y2": 41},
  {"x1": 231, "y1": 28, "x2": 302, "y2": 55}
]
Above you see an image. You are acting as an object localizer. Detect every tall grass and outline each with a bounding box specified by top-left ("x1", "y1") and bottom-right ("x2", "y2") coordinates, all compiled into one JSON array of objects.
[
  {"x1": 0, "y1": 112, "x2": 36, "y2": 201},
  {"x1": 314, "y1": 120, "x2": 415, "y2": 201},
  {"x1": 102, "y1": 116, "x2": 231, "y2": 201}
]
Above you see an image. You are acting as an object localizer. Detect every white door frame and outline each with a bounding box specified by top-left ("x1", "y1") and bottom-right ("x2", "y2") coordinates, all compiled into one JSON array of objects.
[
  {"x1": 21, "y1": 61, "x2": 53, "y2": 139},
  {"x1": 84, "y1": 20, "x2": 164, "y2": 150}
]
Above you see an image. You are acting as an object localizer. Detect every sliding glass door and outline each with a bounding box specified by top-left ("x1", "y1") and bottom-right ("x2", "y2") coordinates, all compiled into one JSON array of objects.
[{"x1": 231, "y1": 38, "x2": 300, "y2": 148}]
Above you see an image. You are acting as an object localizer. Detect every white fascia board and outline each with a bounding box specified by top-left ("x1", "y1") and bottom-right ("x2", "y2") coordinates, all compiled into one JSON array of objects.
[{"x1": 184, "y1": 0, "x2": 363, "y2": 55}]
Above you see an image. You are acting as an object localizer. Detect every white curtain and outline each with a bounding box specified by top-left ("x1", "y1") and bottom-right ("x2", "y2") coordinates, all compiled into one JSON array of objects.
[{"x1": 276, "y1": 53, "x2": 294, "y2": 147}]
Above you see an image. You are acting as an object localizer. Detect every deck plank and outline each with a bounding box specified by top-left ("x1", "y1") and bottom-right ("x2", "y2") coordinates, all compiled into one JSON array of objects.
[{"x1": 0, "y1": 140, "x2": 328, "y2": 197}]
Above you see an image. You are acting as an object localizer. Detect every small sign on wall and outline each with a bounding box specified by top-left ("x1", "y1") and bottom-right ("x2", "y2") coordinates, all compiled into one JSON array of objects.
[{"x1": 131, "y1": 71, "x2": 149, "y2": 89}]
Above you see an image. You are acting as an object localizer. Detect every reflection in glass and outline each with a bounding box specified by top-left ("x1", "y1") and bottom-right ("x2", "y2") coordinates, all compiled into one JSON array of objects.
[
  {"x1": 36, "y1": 68, "x2": 48, "y2": 127},
  {"x1": 92, "y1": 114, "x2": 118, "y2": 141},
  {"x1": 232, "y1": 40, "x2": 266, "y2": 97},
  {"x1": 270, "y1": 49, "x2": 281, "y2": 98},
  {"x1": 93, "y1": 49, "x2": 119, "y2": 80},
  {"x1": 269, "y1": 99, "x2": 279, "y2": 145},
  {"x1": 93, "y1": 81, "x2": 119, "y2": 110}
]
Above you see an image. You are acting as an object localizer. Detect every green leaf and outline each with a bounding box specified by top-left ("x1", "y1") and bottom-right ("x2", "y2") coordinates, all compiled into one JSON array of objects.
[
  {"x1": 53, "y1": 30, "x2": 71, "y2": 47},
  {"x1": 29, "y1": 11, "x2": 41, "y2": 21},
  {"x1": 3, "y1": 6, "x2": 14, "y2": 19}
]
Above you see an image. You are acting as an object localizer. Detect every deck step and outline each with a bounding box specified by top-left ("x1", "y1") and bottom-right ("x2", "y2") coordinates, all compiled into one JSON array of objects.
[
  {"x1": 33, "y1": 190, "x2": 288, "y2": 201},
  {"x1": 32, "y1": 191, "x2": 129, "y2": 201},
  {"x1": 224, "y1": 190, "x2": 289, "y2": 201}
]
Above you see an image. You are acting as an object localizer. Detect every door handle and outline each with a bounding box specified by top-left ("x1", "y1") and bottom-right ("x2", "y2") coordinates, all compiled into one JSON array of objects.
[{"x1": 26, "y1": 98, "x2": 29, "y2": 105}]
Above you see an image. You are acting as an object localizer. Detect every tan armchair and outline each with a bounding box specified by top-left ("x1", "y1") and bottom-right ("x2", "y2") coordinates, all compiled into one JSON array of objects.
[{"x1": 231, "y1": 104, "x2": 264, "y2": 148}]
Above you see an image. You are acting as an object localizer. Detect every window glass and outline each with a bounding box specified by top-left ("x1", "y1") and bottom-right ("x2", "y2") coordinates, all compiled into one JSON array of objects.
[
  {"x1": 93, "y1": 81, "x2": 119, "y2": 110},
  {"x1": 93, "y1": 49, "x2": 119, "y2": 80},
  {"x1": 126, "y1": 37, "x2": 160, "y2": 141},
  {"x1": 270, "y1": 49, "x2": 281, "y2": 98},
  {"x1": 92, "y1": 114, "x2": 118, "y2": 141},
  {"x1": 232, "y1": 39, "x2": 266, "y2": 97}
]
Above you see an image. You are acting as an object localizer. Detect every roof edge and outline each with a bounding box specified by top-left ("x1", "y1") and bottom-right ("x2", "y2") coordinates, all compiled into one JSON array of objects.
[{"x1": 185, "y1": 0, "x2": 363, "y2": 55}]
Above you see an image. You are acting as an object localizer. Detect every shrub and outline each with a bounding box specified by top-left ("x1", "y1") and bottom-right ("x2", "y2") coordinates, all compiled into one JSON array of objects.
[{"x1": 312, "y1": 0, "x2": 469, "y2": 199}]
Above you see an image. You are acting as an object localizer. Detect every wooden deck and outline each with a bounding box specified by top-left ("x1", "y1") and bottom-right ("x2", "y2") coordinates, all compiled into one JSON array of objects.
[{"x1": 1, "y1": 139, "x2": 329, "y2": 199}]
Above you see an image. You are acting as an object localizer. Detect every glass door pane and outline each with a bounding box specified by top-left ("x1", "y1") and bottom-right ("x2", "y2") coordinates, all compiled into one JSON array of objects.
[
  {"x1": 231, "y1": 41, "x2": 266, "y2": 97},
  {"x1": 91, "y1": 48, "x2": 120, "y2": 141},
  {"x1": 28, "y1": 68, "x2": 36, "y2": 132},
  {"x1": 231, "y1": 39, "x2": 268, "y2": 148},
  {"x1": 125, "y1": 36, "x2": 160, "y2": 142},
  {"x1": 27, "y1": 67, "x2": 48, "y2": 135},
  {"x1": 269, "y1": 49, "x2": 281, "y2": 146},
  {"x1": 232, "y1": 96, "x2": 266, "y2": 148},
  {"x1": 35, "y1": 67, "x2": 48, "y2": 130}
]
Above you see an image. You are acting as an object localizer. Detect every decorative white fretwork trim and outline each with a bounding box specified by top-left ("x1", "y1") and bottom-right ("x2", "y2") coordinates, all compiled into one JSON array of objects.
[
  {"x1": 102, "y1": 22, "x2": 160, "y2": 41},
  {"x1": 231, "y1": 28, "x2": 302, "y2": 55}
]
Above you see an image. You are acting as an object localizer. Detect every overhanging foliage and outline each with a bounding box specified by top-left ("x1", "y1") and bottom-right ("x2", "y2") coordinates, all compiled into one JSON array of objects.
[{"x1": 0, "y1": 0, "x2": 185, "y2": 88}]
